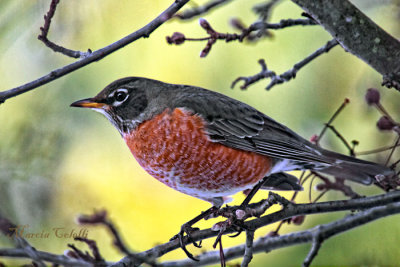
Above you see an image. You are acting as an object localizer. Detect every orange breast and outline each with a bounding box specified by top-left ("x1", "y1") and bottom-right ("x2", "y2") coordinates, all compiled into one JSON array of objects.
[{"x1": 124, "y1": 108, "x2": 272, "y2": 201}]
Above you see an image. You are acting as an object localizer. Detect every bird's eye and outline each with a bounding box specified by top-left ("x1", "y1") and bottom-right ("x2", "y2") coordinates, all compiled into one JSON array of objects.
[
  {"x1": 110, "y1": 88, "x2": 129, "y2": 106},
  {"x1": 115, "y1": 91, "x2": 128, "y2": 102}
]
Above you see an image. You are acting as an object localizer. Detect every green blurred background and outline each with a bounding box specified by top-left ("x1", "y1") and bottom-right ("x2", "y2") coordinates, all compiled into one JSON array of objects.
[{"x1": 1, "y1": 0, "x2": 400, "y2": 266}]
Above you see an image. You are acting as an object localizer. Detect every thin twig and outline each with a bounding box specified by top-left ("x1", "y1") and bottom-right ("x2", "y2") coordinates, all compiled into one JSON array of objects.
[
  {"x1": 167, "y1": 18, "x2": 317, "y2": 57},
  {"x1": 0, "y1": 0, "x2": 190, "y2": 104},
  {"x1": 253, "y1": 0, "x2": 281, "y2": 22},
  {"x1": 175, "y1": 0, "x2": 233, "y2": 20},
  {"x1": 385, "y1": 136, "x2": 400, "y2": 166},
  {"x1": 77, "y1": 210, "x2": 132, "y2": 255},
  {"x1": 313, "y1": 172, "x2": 361, "y2": 199},
  {"x1": 356, "y1": 143, "x2": 400, "y2": 156},
  {"x1": 316, "y1": 98, "x2": 350, "y2": 146},
  {"x1": 74, "y1": 237, "x2": 105, "y2": 263},
  {"x1": 232, "y1": 39, "x2": 338, "y2": 90},
  {"x1": 324, "y1": 124, "x2": 355, "y2": 156},
  {"x1": 38, "y1": 0, "x2": 90, "y2": 58}
]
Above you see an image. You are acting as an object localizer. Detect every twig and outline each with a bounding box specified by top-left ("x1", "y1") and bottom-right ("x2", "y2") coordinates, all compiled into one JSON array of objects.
[
  {"x1": 0, "y1": 213, "x2": 46, "y2": 267},
  {"x1": 0, "y1": 212, "x2": 90, "y2": 266},
  {"x1": 218, "y1": 238, "x2": 226, "y2": 267},
  {"x1": 252, "y1": 0, "x2": 281, "y2": 22},
  {"x1": 38, "y1": 0, "x2": 90, "y2": 58},
  {"x1": 67, "y1": 243, "x2": 94, "y2": 263},
  {"x1": 291, "y1": 0, "x2": 400, "y2": 91},
  {"x1": 324, "y1": 124, "x2": 354, "y2": 156},
  {"x1": 302, "y1": 229, "x2": 322, "y2": 267},
  {"x1": 313, "y1": 173, "x2": 361, "y2": 199},
  {"x1": 111, "y1": 191, "x2": 400, "y2": 266},
  {"x1": 175, "y1": 0, "x2": 233, "y2": 20},
  {"x1": 0, "y1": 248, "x2": 93, "y2": 266},
  {"x1": 231, "y1": 39, "x2": 338, "y2": 90},
  {"x1": 77, "y1": 210, "x2": 132, "y2": 255},
  {"x1": 315, "y1": 98, "x2": 350, "y2": 146},
  {"x1": 158, "y1": 202, "x2": 400, "y2": 266},
  {"x1": 167, "y1": 18, "x2": 317, "y2": 57},
  {"x1": 0, "y1": 0, "x2": 190, "y2": 104},
  {"x1": 385, "y1": 136, "x2": 400, "y2": 166},
  {"x1": 74, "y1": 237, "x2": 105, "y2": 263},
  {"x1": 241, "y1": 230, "x2": 254, "y2": 267}
]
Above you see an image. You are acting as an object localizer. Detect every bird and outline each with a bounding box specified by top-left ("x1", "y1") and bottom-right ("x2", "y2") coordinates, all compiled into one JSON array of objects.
[{"x1": 71, "y1": 77, "x2": 393, "y2": 207}]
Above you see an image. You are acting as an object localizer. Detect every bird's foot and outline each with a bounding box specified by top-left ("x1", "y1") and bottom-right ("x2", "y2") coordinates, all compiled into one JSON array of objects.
[{"x1": 171, "y1": 206, "x2": 219, "y2": 261}]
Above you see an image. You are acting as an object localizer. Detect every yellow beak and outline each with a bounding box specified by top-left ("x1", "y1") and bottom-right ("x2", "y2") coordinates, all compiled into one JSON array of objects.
[{"x1": 70, "y1": 98, "x2": 107, "y2": 109}]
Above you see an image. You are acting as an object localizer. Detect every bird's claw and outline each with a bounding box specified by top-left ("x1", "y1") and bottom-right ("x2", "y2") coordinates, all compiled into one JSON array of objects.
[{"x1": 171, "y1": 224, "x2": 201, "y2": 261}]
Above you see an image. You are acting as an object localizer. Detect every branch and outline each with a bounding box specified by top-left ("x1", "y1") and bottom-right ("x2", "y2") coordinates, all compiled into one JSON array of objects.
[
  {"x1": 241, "y1": 230, "x2": 254, "y2": 267},
  {"x1": 291, "y1": 0, "x2": 400, "y2": 91},
  {"x1": 37, "y1": 0, "x2": 90, "y2": 58},
  {"x1": 175, "y1": 0, "x2": 233, "y2": 20},
  {"x1": 0, "y1": 212, "x2": 93, "y2": 266},
  {"x1": 0, "y1": 0, "x2": 190, "y2": 104},
  {"x1": 167, "y1": 18, "x2": 317, "y2": 57},
  {"x1": 0, "y1": 248, "x2": 93, "y2": 267},
  {"x1": 111, "y1": 190, "x2": 400, "y2": 266},
  {"x1": 77, "y1": 210, "x2": 133, "y2": 255},
  {"x1": 158, "y1": 202, "x2": 400, "y2": 266},
  {"x1": 231, "y1": 39, "x2": 338, "y2": 90}
]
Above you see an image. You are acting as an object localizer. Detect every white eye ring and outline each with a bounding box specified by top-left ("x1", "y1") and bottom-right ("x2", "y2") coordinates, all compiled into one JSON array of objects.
[{"x1": 110, "y1": 88, "x2": 129, "y2": 106}]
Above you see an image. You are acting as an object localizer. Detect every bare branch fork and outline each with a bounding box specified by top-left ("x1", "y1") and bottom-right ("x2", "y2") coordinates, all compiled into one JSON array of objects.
[
  {"x1": 231, "y1": 39, "x2": 338, "y2": 90},
  {"x1": 112, "y1": 191, "x2": 400, "y2": 267},
  {"x1": 37, "y1": 0, "x2": 90, "y2": 58},
  {"x1": 158, "y1": 202, "x2": 400, "y2": 267},
  {"x1": 167, "y1": 18, "x2": 317, "y2": 58},
  {"x1": 2, "y1": 191, "x2": 400, "y2": 266},
  {"x1": 291, "y1": 0, "x2": 400, "y2": 91},
  {"x1": 0, "y1": 0, "x2": 190, "y2": 104}
]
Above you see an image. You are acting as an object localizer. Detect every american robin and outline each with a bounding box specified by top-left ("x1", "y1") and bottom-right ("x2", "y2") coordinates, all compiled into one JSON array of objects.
[{"x1": 71, "y1": 77, "x2": 393, "y2": 207}]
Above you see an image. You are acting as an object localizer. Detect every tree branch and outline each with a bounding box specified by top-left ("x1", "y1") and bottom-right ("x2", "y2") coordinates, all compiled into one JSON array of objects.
[
  {"x1": 231, "y1": 39, "x2": 338, "y2": 90},
  {"x1": 111, "y1": 190, "x2": 400, "y2": 266},
  {"x1": 158, "y1": 202, "x2": 400, "y2": 266},
  {"x1": 290, "y1": 0, "x2": 400, "y2": 91},
  {"x1": 0, "y1": 0, "x2": 190, "y2": 104},
  {"x1": 0, "y1": 248, "x2": 94, "y2": 267}
]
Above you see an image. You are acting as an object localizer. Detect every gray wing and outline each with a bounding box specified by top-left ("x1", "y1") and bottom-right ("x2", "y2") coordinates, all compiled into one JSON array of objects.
[{"x1": 174, "y1": 86, "x2": 332, "y2": 166}]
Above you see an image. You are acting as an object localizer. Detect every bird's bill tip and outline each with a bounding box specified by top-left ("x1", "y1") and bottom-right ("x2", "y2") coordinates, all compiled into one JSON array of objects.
[{"x1": 70, "y1": 98, "x2": 107, "y2": 109}]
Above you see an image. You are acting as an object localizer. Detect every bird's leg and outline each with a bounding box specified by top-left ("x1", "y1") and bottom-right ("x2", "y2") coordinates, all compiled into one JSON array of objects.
[
  {"x1": 240, "y1": 176, "x2": 269, "y2": 208},
  {"x1": 171, "y1": 206, "x2": 219, "y2": 261}
]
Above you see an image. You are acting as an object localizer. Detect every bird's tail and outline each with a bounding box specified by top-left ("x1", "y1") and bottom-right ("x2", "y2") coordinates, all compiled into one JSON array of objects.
[{"x1": 318, "y1": 149, "x2": 395, "y2": 185}]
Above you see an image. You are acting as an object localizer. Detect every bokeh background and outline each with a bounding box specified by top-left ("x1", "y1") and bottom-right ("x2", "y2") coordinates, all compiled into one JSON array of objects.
[{"x1": 1, "y1": 0, "x2": 400, "y2": 266}]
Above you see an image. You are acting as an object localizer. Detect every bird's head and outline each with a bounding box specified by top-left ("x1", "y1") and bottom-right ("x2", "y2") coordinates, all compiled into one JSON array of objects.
[{"x1": 71, "y1": 77, "x2": 151, "y2": 135}]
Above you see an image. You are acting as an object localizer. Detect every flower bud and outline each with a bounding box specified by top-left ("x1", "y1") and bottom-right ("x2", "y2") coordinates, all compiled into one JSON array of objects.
[
  {"x1": 377, "y1": 116, "x2": 395, "y2": 131},
  {"x1": 310, "y1": 134, "x2": 318, "y2": 143},
  {"x1": 365, "y1": 88, "x2": 380, "y2": 105},
  {"x1": 235, "y1": 209, "x2": 246, "y2": 220},
  {"x1": 199, "y1": 18, "x2": 211, "y2": 30},
  {"x1": 166, "y1": 32, "x2": 186, "y2": 45},
  {"x1": 315, "y1": 183, "x2": 326, "y2": 191},
  {"x1": 291, "y1": 215, "x2": 305, "y2": 225}
]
